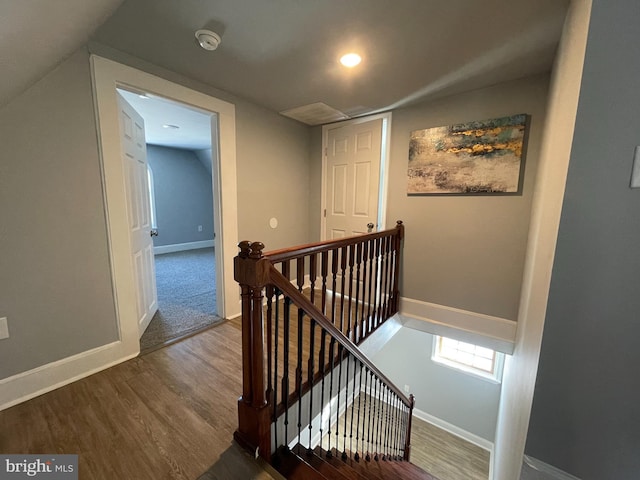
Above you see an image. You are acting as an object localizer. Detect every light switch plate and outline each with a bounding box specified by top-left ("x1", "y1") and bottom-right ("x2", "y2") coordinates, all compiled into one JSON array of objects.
[
  {"x1": 630, "y1": 146, "x2": 640, "y2": 188},
  {"x1": 0, "y1": 317, "x2": 8, "y2": 340}
]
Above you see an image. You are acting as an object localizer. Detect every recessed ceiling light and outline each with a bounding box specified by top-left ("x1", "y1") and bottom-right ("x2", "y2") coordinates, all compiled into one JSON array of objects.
[
  {"x1": 340, "y1": 53, "x2": 362, "y2": 68},
  {"x1": 162, "y1": 124, "x2": 180, "y2": 129}
]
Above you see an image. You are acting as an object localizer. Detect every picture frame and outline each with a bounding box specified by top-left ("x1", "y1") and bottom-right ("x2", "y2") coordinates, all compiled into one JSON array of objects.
[{"x1": 407, "y1": 114, "x2": 529, "y2": 195}]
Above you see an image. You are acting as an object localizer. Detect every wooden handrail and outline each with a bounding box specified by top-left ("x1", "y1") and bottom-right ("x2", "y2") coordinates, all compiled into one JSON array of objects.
[
  {"x1": 234, "y1": 221, "x2": 407, "y2": 461},
  {"x1": 268, "y1": 265, "x2": 412, "y2": 408},
  {"x1": 264, "y1": 221, "x2": 404, "y2": 263}
]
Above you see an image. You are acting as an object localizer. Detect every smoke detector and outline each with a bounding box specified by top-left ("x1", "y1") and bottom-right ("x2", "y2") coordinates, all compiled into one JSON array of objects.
[{"x1": 195, "y1": 29, "x2": 222, "y2": 51}]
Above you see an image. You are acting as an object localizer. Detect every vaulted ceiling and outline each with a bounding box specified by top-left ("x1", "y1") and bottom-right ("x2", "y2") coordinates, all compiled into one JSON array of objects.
[{"x1": 1, "y1": 0, "x2": 569, "y2": 120}]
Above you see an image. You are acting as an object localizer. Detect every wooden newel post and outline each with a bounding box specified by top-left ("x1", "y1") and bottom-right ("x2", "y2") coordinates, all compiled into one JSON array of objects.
[
  {"x1": 233, "y1": 240, "x2": 272, "y2": 460},
  {"x1": 391, "y1": 220, "x2": 404, "y2": 315},
  {"x1": 404, "y1": 393, "x2": 415, "y2": 461}
]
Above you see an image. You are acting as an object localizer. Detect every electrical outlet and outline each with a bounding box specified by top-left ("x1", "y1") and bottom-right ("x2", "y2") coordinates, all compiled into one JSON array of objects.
[
  {"x1": 0, "y1": 317, "x2": 9, "y2": 340},
  {"x1": 404, "y1": 384, "x2": 410, "y2": 393},
  {"x1": 197, "y1": 225, "x2": 203, "y2": 232}
]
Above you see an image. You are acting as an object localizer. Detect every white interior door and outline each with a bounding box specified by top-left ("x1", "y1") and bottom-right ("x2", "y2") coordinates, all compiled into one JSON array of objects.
[
  {"x1": 117, "y1": 92, "x2": 158, "y2": 337},
  {"x1": 325, "y1": 118, "x2": 383, "y2": 239}
]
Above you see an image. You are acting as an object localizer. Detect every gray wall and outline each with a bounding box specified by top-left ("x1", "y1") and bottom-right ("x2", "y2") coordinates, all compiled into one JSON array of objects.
[
  {"x1": 0, "y1": 49, "x2": 119, "y2": 378},
  {"x1": 147, "y1": 145, "x2": 214, "y2": 247},
  {"x1": 387, "y1": 76, "x2": 549, "y2": 320},
  {"x1": 309, "y1": 75, "x2": 549, "y2": 320},
  {"x1": 372, "y1": 326, "x2": 501, "y2": 441},
  {"x1": 194, "y1": 148, "x2": 213, "y2": 175},
  {"x1": 0, "y1": 45, "x2": 312, "y2": 381},
  {"x1": 525, "y1": 1, "x2": 640, "y2": 478},
  {"x1": 90, "y1": 42, "x2": 312, "y2": 252}
]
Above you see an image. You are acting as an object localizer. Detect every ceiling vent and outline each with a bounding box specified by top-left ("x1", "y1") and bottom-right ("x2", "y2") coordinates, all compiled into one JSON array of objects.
[{"x1": 280, "y1": 102, "x2": 349, "y2": 126}]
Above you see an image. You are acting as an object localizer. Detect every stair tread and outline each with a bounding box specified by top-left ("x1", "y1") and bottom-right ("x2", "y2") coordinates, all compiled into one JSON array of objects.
[
  {"x1": 313, "y1": 447, "x2": 438, "y2": 480},
  {"x1": 272, "y1": 446, "x2": 327, "y2": 480},
  {"x1": 292, "y1": 444, "x2": 366, "y2": 480}
]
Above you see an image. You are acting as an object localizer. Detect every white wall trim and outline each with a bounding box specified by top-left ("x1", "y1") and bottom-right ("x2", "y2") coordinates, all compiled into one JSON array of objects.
[
  {"x1": 492, "y1": 0, "x2": 591, "y2": 480},
  {"x1": 413, "y1": 407, "x2": 494, "y2": 453},
  {"x1": 399, "y1": 297, "x2": 517, "y2": 354},
  {"x1": 523, "y1": 455, "x2": 582, "y2": 480},
  {"x1": 0, "y1": 341, "x2": 137, "y2": 411},
  {"x1": 154, "y1": 239, "x2": 214, "y2": 255},
  {"x1": 90, "y1": 55, "x2": 239, "y2": 347},
  {"x1": 492, "y1": 3, "x2": 593, "y2": 480}
]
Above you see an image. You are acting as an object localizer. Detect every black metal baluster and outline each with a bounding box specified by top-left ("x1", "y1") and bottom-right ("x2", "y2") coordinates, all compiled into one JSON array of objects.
[
  {"x1": 318, "y1": 327, "x2": 326, "y2": 452},
  {"x1": 395, "y1": 395, "x2": 401, "y2": 459},
  {"x1": 296, "y1": 259, "x2": 304, "y2": 446},
  {"x1": 373, "y1": 377, "x2": 380, "y2": 462},
  {"x1": 372, "y1": 237, "x2": 381, "y2": 329},
  {"x1": 339, "y1": 246, "x2": 347, "y2": 335},
  {"x1": 391, "y1": 394, "x2": 398, "y2": 459},
  {"x1": 354, "y1": 243, "x2": 363, "y2": 344},
  {"x1": 349, "y1": 356, "x2": 357, "y2": 459},
  {"x1": 307, "y1": 254, "x2": 317, "y2": 452},
  {"x1": 309, "y1": 253, "x2": 317, "y2": 305},
  {"x1": 326, "y1": 334, "x2": 336, "y2": 457},
  {"x1": 366, "y1": 239, "x2": 375, "y2": 336},
  {"x1": 321, "y1": 251, "x2": 328, "y2": 316},
  {"x1": 381, "y1": 236, "x2": 390, "y2": 321},
  {"x1": 365, "y1": 369, "x2": 372, "y2": 461},
  {"x1": 266, "y1": 285, "x2": 273, "y2": 403},
  {"x1": 361, "y1": 240, "x2": 369, "y2": 339},
  {"x1": 346, "y1": 245, "x2": 355, "y2": 341},
  {"x1": 330, "y1": 249, "x2": 338, "y2": 329},
  {"x1": 273, "y1": 286, "x2": 280, "y2": 449},
  {"x1": 354, "y1": 360, "x2": 362, "y2": 462},
  {"x1": 384, "y1": 386, "x2": 391, "y2": 460},
  {"x1": 335, "y1": 343, "x2": 342, "y2": 455},
  {"x1": 281, "y1": 261, "x2": 291, "y2": 448},
  {"x1": 341, "y1": 353, "x2": 350, "y2": 460}
]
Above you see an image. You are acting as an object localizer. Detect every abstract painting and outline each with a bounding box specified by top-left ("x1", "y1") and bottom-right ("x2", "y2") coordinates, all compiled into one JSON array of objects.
[{"x1": 407, "y1": 114, "x2": 528, "y2": 195}]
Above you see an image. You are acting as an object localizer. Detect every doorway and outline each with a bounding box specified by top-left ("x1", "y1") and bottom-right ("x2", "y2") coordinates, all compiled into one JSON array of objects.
[
  {"x1": 91, "y1": 56, "x2": 239, "y2": 359},
  {"x1": 321, "y1": 113, "x2": 391, "y2": 238},
  {"x1": 117, "y1": 88, "x2": 223, "y2": 351}
]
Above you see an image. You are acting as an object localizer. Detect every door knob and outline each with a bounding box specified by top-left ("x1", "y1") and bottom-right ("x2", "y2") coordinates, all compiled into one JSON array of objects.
[
  {"x1": 367, "y1": 223, "x2": 375, "y2": 233},
  {"x1": 150, "y1": 229, "x2": 159, "y2": 237}
]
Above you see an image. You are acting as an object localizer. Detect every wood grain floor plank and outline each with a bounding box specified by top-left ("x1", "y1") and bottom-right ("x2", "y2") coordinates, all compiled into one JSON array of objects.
[{"x1": 0, "y1": 317, "x2": 482, "y2": 480}]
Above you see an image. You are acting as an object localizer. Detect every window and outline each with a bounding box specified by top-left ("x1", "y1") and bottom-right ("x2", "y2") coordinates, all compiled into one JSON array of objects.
[{"x1": 432, "y1": 335, "x2": 504, "y2": 382}]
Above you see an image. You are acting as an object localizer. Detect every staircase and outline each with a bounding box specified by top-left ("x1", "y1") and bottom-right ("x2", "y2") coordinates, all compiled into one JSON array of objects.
[
  {"x1": 233, "y1": 222, "x2": 437, "y2": 479},
  {"x1": 274, "y1": 444, "x2": 436, "y2": 480}
]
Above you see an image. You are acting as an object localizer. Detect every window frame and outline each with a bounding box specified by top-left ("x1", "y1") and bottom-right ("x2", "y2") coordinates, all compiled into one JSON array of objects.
[{"x1": 431, "y1": 335, "x2": 505, "y2": 384}]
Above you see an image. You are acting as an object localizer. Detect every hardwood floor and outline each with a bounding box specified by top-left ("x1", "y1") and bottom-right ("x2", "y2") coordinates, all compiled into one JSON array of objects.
[
  {"x1": 0, "y1": 319, "x2": 277, "y2": 480},
  {"x1": 0, "y1": 317, "x2": 489, "y2": 480},
  {"x1": 318, "y1": 393, "x2": 490, "y2": 480},
  {"x1": 410, "y1": 417, "x2": 490, "y2": 480}
]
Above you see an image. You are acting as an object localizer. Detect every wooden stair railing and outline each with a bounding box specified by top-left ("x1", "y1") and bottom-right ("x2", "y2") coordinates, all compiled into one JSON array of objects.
[{"x1": 233, "y1": 222, "x2": 411, "y2": 470}]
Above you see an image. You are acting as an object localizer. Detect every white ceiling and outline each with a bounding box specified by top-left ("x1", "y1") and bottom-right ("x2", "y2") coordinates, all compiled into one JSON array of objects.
[
  {"x1": 118, "y1": 88, "x2": 213, "y2": 150},
  {"x1": 1, "y1": 0, "x2": 570, "y2": 123}
]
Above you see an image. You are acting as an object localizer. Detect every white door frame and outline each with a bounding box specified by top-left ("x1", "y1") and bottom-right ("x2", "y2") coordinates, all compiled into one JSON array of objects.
[
  {"x1": 320, "y1": 112, "x2": 392, "y2": 239},
  {"x1": 91, "y1": 55, "x2": 240, "y2": 358}
]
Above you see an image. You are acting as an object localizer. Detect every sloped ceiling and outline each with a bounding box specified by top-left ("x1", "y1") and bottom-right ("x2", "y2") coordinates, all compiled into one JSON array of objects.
[
  {"x1": 1, "y1": 0, "x2": 570, "y2": 119},
  {"x1": 0, "y1": 0, "x2": 124, "y2": 107}
]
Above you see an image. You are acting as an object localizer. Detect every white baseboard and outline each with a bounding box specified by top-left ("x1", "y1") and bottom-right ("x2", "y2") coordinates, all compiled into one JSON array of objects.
[
  {"x1": 0, "y1": 341, "x2": 138, "y2": 411},
  {"x1": 399, "y1": 297, "x2": 516, "y2": 354},
  {"x1": 154, "y1": 240, "x2": 214, "y2": 255},
  {"x1": 413, "y1": 407, "x2": 494, "y2": 453},
  {"x1": 523, "y1": 455, "x2": 582, "y2": 480}
]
